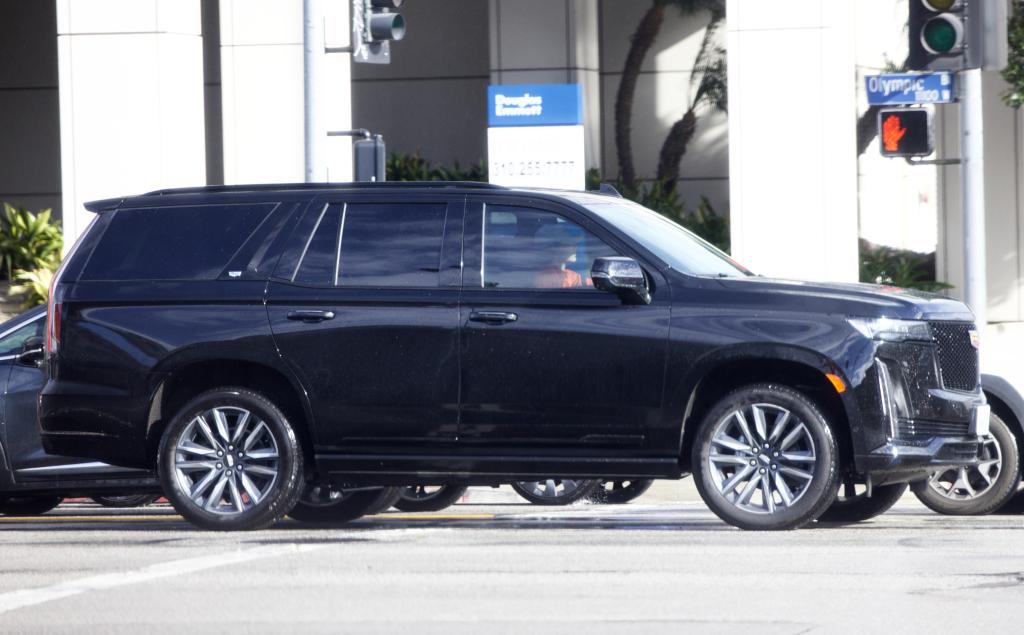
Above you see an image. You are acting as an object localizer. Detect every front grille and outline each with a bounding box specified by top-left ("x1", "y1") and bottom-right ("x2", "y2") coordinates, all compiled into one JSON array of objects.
[
  {"x1": 929, "y1": 321, "x2": 979, "y2": 391},
  {"x1": 935, "y1": 442, "x2": 981, "y2": 461},
  {"x1": 895, "y1": 419, "x2": 970, "y2": 439}
]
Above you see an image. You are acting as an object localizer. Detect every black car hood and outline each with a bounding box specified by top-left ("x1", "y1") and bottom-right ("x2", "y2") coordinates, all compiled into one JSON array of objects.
[{"x1": 713, "y1": 276, "x2": 974, "y2": 322}]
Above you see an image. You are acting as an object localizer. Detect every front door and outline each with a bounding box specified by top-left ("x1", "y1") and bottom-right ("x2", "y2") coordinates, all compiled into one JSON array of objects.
[
  {"x1": 458, "y1": 197, "x2": 671, "y2": 453},
  {"x1": 267, "y1": 195, "x2": 463, "y2": 453}
]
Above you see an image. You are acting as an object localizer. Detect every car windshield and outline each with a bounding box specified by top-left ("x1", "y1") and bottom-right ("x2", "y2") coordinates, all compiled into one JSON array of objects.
[{"x1": 578, "y1": 196, "x2": 751, "y2": 277}]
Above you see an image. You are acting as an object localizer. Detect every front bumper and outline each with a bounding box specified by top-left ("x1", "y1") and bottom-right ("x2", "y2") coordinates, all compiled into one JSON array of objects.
[{"x1": 856, "y1": 433, "x2": 983, "y2": 486}]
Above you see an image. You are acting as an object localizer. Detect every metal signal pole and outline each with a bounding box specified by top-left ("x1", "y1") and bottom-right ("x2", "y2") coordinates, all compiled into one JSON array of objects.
[
  {"x1": 303, "y1": 0, "x2": 325, "y2": 182},
  {"x1": 960, "y1": 67, "x2": 986, "y2": 340}
]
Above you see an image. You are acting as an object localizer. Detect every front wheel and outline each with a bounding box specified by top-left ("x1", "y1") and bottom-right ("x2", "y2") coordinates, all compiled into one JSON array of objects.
[
  {"x1": 817, "y1": 482, "x2": 907, "y2": 524},
  {"x1": 911, "y1": 412, "x2": 1021, "y2": 515},
  {"x1": 91, "y1": 494, "x2": 162, "y2": 508},
  {"x1": 393, "y1": 485, "x2": 468, "y2": 512},
  {"x1": 511, "y1": 479, "x2": 601, "y2": 505},
  {"x1": 158, "y1": 388, "x2": 304, "y2": 531},
  {"x1": 0, "y1": 496, "x2": 63, "y2": 516},
  {"x1": 692, "y1": 384, "x2": 840, "y2": 531},
  {"x1": 589, "y1": 479, "x2": 654, "y2": 504},
  {"x1": 288, "y1": 485, "x2": 401, "y2": 523}
]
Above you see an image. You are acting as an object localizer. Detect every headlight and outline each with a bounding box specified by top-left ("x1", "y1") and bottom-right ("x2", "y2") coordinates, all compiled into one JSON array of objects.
[{"x1": 848, "y1": 317, "x2": 932, "y2": 342}]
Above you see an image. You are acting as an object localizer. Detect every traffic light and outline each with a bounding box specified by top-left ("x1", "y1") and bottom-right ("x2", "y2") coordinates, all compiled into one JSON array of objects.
[
  {"x1": 352, "y1": 0, "x2": 406, "y2": 64},
  {"x1": 877, "y1": 108, "x2": 934, "y2": 158},
  {"x1": 907, "y1": 0, "x2": 993, "y2": 70}
]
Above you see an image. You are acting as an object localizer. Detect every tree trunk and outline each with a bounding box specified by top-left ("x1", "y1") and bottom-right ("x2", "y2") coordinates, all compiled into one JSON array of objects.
[
  {"x1": 615, "y1": 3, "x2": 666, "y2": 189},
  {"x1": 655, "y1": 108, "x2": 698, "y2": 193}
]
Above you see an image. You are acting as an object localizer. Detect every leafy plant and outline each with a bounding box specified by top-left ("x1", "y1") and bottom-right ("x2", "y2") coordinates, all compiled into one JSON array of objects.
[
  {"x1": 1003, "y1": 1, "x2": 1024, "y2": 108},
  {"x1": 587, "y1": 169, "x2": 730, "y2": 251},
  {"x1": 859, "y1": 239, "x2": 952, "y2": 292},
  {"x1": 0, "y1": 203, "x2": 62, "y2": 280},
  {"x1": 387, "y1": 152, "x2": 487, "y2": 182},
  {"x1": 10, "y1": 266, "x2": 54, "y2": 309}
]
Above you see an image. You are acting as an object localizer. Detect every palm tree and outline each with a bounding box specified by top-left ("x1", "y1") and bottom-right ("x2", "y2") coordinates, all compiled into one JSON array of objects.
[
  {"x1": 614, "y1": 0, "x2": 725, "y2": 191},
  {"x1": 655, "y1": 2, "x2": 726, "y2": 193}
]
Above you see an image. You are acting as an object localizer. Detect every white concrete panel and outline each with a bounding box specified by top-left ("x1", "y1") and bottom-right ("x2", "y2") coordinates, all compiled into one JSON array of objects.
[
  {"x1": 157, "y1": 0, "x2": 201, "y2": 35},
  {"x1": 57, "y1": 15, "x2": 205, "y2": 246},
  {"x1": 60, "y1": 0, "x2": 157, "y2": 35},
  {"x1": 219, "y1": 0, "x2": 301, "y2": 46},
  {"x1": 732, "y1": 0, "x2": 823, "y2": 32},
  {"x1": 323, "y1": 49, "x2": 352, "y2": 182},
  {"x1": 220, "y1": 44, "x2": 304, "y2": 184}
]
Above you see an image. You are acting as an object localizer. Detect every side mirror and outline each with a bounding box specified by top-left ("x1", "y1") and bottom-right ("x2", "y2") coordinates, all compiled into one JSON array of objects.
[
  {"x1": 591, "y1": 257, "x2": 651, "y2": 305},
  {"x1": 17, "y1": 336, "x2": 44, "y2": 367}
]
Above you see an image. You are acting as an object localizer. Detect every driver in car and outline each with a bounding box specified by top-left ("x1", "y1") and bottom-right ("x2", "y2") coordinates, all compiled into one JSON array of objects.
[{"x1": 533, "y1": 223, "x2": 591, "y2": 289}]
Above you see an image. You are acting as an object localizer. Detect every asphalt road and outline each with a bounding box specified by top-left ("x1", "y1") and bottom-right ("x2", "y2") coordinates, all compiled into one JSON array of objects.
[{"x1": 1, "y1": 481, "x2": 1023, "y2": 634}]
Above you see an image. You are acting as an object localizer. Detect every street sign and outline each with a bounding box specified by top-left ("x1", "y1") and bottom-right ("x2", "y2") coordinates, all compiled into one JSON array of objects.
[
  {"x1": 865, "y1": 72, "x2": 954, "y2": 106},
  {"x1": 487, "y1": 83, "x2": 585, "y2": 190},
  {"x1": 877, "y1": 108, "x2": 934, "y2": 158}
]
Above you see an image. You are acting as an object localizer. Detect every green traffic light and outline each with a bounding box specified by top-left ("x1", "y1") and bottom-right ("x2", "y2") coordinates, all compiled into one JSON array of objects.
[{"x1": 921, "y1": 16, "x2": 961, "y2": 54}]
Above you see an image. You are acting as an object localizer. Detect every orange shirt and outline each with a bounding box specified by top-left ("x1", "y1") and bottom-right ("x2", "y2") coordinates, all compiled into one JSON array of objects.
[{"x1": 535, "y1": 267, "x2": 590, "y2": 289}]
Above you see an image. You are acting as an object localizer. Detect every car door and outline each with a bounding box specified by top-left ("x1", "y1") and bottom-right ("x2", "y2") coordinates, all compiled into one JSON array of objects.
[
  {"x1": 266, "y1": 193, "x2": 463, "y2": 453},
  {"x1": 458, "y1": 196, "x2": 671, "y2": 453}
]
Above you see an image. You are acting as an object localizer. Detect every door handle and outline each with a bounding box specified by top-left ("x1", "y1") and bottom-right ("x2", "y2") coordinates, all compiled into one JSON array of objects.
[
  {"x1": 469, "y1": 311, "x2": 518, "y2": 324},
  {"x1": 286, "y1": 310, "x2": 336, "y2": 322}
]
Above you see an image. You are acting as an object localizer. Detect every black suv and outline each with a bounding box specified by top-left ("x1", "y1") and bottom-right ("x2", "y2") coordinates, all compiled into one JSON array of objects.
[{"x1": 39, "y1": 182, "x2": 988, "y2": 531}]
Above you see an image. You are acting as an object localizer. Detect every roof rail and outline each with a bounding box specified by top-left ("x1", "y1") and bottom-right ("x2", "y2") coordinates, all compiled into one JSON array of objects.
[{"x1": 143, "y1": 181, "x2": 507, "y2": 196}]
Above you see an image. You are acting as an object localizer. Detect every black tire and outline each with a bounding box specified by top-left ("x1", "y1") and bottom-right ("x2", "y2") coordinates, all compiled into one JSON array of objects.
[
  {"x1": 288, "y1": 485, "x2": 401, "y2": 523},
  {"x1": 589, "y1": 479, "x2": 654, "y2": 504},
  {"x1": 367, "y1": 486, "x2": 404, "y2": 514},
  {"x1": 911, "y1": 412, "x2": 1021, "y2": 515},
  {"x1": 0, "y1": 496, "x2": 63, "y2": 516},
  {"x1": 692, "y1": 384, "x2": 840, "y2": 531},
  {"x1": 817, "y1": 482, "x2": 907, "y2": 524},
  {"x1": 510, "y1": 479, "x2": 601, "y2": 505},
  {"x1": 91, "y1": 494, "x2": 162, "y2": 508},
  {"x1": 158, "y1": 387, "x2": 304, "y2": 531},
  {"x1": 393, "y1": 485, "x2": 469, "y2": 512}
]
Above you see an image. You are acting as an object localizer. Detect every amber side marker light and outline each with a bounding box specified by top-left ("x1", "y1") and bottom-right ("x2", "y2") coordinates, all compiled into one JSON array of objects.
[{"x1": 826, "y1": 373, "x2": 847, "y2": 394}]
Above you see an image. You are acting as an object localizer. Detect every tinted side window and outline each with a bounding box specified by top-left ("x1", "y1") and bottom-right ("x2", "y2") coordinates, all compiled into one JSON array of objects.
[
  {"x1": 481, "y1": 205, "x2": 617, "y2": 289},
  {"x1": 82, "y1": 204, "x2": 276, "y2": 281},
  {"x1": 336, "y1": 203, "x2": 446, "y2": 287},
  {"x1": 0, "y1": 318, "x2": 43, "y2": 356}
]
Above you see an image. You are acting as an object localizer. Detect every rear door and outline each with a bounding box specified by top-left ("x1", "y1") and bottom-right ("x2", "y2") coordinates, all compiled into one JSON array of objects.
[{"x1": 267, "y1": 193, "x2": 463, "y2": 453}]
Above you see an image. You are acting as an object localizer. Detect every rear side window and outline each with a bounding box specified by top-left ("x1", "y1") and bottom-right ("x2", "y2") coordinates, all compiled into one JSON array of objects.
[
  {"x1": 291, "y1": 203, "x2": 447, "y2": 287},
  {"x1": 82, "y1": 204, "x2": 276, "y2": 281}
]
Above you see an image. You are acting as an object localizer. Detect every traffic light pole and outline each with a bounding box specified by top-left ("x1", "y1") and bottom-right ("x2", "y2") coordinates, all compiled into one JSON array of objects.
[{"x1": 960, "y1": 67, "x2": 987, "y2": 338}]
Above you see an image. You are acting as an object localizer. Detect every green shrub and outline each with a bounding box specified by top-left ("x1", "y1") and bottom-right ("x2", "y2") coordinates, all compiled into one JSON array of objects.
[
  {"x1": 859, "y1": 239, "x2": 952, "y2": 292},
  {"x1": 0, "y1": 203, "x2": 62, "y2": 280},
  {"x1": 387, "y1": 152, "x2": 487, "y2": 182},
  {"x1": 10, "y1": 267, "x2": 54, "y2": 309}
]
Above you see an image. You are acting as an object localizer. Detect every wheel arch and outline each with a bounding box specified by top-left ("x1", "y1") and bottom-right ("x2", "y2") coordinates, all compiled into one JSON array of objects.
[
  {"x1": 146, "y1": 358, "x2": 316, "y2": 471},
  {"x1": 676, "y1": 345, "x2": 856, "y2": 473},
  {"x1": 982, "y1": 374, "x2": 1024, "y2": 471}
]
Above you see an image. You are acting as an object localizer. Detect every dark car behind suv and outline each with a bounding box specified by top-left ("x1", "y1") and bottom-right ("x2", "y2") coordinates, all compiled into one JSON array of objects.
[{"x1": 40, "y1": 182, "x2": 988, "y2": 531}]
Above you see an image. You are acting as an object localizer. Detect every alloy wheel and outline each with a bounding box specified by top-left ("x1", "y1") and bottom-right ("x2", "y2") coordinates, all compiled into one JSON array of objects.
[
  {"x1": 707, "y1": 403, "x2": 817, "y2": 514},
  {"x1": 518, "y1": 479, "x2": 590, "y2": 499},
  {"x1": 927, "y1": 434, "x2": 1002, "y2": 501},
  {"x1": 173, "y1": 406, "x2": 279, "y2": 515}
]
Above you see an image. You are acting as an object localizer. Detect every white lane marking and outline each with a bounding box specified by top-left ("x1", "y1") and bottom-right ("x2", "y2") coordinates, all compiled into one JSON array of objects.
[{"x1": 0, "y1": 543, "x2": 324, "y2": 615}]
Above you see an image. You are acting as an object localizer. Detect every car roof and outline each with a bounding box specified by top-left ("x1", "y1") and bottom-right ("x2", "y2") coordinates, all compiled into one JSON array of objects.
[{"x1": 84, "y1": 182, "x2": 624, "y2": 212}]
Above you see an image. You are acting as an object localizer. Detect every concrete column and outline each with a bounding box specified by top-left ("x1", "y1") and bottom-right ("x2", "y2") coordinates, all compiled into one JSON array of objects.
[
  {"x1": 56, "y1": 0, "x2": 206, "y2": 246},
  {"x1": 220, "y1": 0, "x2": 350, "y2": 185},
  {"x1": 489, "y1": 0, "x2": 601, "y2": 170},
  {"x1": 726, "y1": 1, "x2": 859, "y2": 282}
]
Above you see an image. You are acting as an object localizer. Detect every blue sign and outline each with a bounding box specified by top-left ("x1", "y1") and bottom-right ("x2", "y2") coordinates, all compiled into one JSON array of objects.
[
  {"x1": 487, "y1": 83, "x2": 583, "y2": 127},
  {"x1": 865, "y1": 72, "x2": 955, "y2": 106}
]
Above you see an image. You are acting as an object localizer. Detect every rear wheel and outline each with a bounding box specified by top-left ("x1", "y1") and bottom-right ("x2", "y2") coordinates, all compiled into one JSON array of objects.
[
  {"x1": 511, "y1": 479, "x2": 600, "y2": 505},
  {"x1": 911, "y1": 412, "x2": 1021, "y2": 515},
  {"x1": 817, "y1": 482, "x2": 907, "y2": 524},
  {"x1": 394, "y1": 485, "x2": 468, "y2": 512},
  {"x1": 692, "y1": 384, "x2": 840, "y2": 531},
  {"x1": 288, "y1": 485, "x2": 401, "y2": 523},
  {"x1": 0, "y1": 496, "x2": 63, "y2": 516},
  {"x1": 158, "y1": 388, "x2": 304, "y2": 531},
  {"x1": 589, "y1": 479, "x2": 654, "y2": 504},
  {"x1": 91, "y1": 494, "x2": 161, "y2": 508}
]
